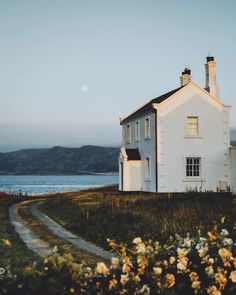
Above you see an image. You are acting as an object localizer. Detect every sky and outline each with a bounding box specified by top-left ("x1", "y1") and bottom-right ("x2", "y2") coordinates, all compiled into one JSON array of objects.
[{"x1": 0, "y1": 0, "x2": 236, "y2": 152}]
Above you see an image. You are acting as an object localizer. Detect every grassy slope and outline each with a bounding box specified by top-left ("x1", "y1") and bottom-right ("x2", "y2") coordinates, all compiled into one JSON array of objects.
[{"x1": 40, "y1": 189, "x2": 236, "y2": 250}]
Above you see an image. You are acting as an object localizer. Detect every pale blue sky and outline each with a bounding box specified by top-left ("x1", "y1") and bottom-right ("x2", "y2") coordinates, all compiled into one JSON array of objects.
[{"x1": 0, "y1": 0, "x2": 236, "y2": 151}]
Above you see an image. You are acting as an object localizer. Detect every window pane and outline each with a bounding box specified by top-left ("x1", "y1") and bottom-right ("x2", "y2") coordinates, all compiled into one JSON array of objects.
[{"x1": 186, "y1": 157, "x2": 200, "y2": 177}]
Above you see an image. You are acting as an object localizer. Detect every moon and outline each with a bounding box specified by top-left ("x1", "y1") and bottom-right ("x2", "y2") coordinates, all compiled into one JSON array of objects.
[{"x1": 81, "y1": 85, "x2": 89, "y2": 93}]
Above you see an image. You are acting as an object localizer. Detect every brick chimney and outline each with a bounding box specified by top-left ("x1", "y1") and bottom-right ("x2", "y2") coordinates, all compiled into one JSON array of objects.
[
  {"x1": 180, "y1": 68, "x2": 192, "y2": 86},
  {"x1": 205, "y1": 56, "x2": 219, "y2": 98}
]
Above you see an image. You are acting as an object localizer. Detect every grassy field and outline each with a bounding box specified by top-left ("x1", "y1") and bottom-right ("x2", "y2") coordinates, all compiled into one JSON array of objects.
[{"x1": 40, "y1": 187, "x2": 236, "y2": 250}]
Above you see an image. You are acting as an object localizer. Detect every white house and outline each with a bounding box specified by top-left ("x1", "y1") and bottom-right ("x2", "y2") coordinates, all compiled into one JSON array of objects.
[{"x1": 119, "y1": 57, "x2": 232, "y2": 192}]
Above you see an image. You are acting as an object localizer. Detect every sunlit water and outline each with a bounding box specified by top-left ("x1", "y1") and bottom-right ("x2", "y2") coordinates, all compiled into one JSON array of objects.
[{"x1": 0, "y1": 175, "x2": 118, "y2": 195}]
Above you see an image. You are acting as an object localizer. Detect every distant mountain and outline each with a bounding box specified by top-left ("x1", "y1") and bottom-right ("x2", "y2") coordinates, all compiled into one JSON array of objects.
[{"x1": 0, "y1": 145, "x2": 120, "y2": 175}]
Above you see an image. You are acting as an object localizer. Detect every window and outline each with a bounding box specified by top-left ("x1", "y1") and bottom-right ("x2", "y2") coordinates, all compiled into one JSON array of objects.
[
  {"x1": 145, "y1": 117, "x2": 150, "y2": 139},
  {"x1": 186, "y1": 158, "x2": 201, "y2": 177},
  {"x1": 126, "y1": 124, "x2": 131, "y2": 144},
  {"x1": 135, "y1": 121, "x2": 140, "y2": 141},
  {"x1": 187, "y1": 116, "x2": 198, "y2": 136},
  {"x1": 145, "y1": 157, "x2": 151, "y2": 179}
]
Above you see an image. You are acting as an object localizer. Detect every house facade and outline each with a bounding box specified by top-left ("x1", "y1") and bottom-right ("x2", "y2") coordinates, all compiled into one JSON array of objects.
[{"x1": 119, "y1": 57, "x2": 232, "y2": 192}]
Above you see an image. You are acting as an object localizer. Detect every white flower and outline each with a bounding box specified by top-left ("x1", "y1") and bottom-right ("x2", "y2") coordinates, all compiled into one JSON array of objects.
[
  {"x1": 136, "y1": 284, "x2": 150, "y2": 294},
  {"x1": 0, "y1": 267, "x2": 5, "y2": 275},
  {"x1": 222, "y1": 238, "x2": 233, "y2": 246},
  {"x1": 133, "y1": 237, "x2": 142, "y2": 245},
  {"x1": 220, "y1": 229, "x2": 229, "y2": 237},
  {"x1": 137, "y1": 243, "x2": 146, "y2": 254}
]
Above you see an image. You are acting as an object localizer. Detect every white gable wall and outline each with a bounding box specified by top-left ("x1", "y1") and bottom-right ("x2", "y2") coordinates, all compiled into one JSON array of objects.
[{"x1": 155, "y1": 84, "x2": 231, "y2": 192}]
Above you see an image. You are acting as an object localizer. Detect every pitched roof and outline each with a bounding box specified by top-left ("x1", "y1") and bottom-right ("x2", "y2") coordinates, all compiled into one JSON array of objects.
[
  {"x1": 120, "y1": 85, "x2": 184, "y2": 124},
  {"x1": 125, "y1": 148, "x2": 141, "y2": 161}
]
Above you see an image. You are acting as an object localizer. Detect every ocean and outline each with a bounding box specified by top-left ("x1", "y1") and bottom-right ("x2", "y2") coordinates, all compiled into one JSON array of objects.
[{"x1": 0, "y1": 175, "x2": 119, "y2": 196}]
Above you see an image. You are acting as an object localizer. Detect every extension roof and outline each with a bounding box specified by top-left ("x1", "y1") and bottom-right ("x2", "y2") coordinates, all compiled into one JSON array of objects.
[
  {"x1": 125, "y1": 148, "x2": 141, "y2": 161},
  {"x1": 120, "y1": 85, "x2": 184, "y2": 124}
]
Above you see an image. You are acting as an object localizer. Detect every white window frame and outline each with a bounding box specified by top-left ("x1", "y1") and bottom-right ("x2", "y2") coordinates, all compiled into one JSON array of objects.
[
  {"x1": 145, "y1": 157, "x2": 151, "y2": 180},
  {"x1": 135, "y1": 120, "x2": 140, "y2": 141},
  {"x1": 186, "y1": 157, "x2": 201, "y2": 177},
  {"x1": 145, "y1": 116, "x2": 150, "y2": 139},
  {"x1": 126, "y1": 124, "x2": 131, "y2": 144},
  {"x1": 187, "y1": 116, "x2": 199, "y2": 136}
]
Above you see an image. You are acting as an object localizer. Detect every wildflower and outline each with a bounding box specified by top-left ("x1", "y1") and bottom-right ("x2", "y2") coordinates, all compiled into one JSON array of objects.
[
  {"x1": 191, "y1": 280, "x2": 201, "y2": 292},
  {"x1": 96, "y1": 262, "x2": 109, "y2": 276},
  {"x1": 230, "y1": 270, "x2": 236, "y2": 283},
  {"x1": 111, "y1": 257, "x2": 119, "y2": 269},
  {"x1": 2, "y1": 239, "x2": 11, "y2": 246},
  {"x1": 222, "y1": 238, "x2": 233, "y2": 246},
  {"x1": 220, "y1": 229, "x2": 229, "y2": 237},
  {"x1": 208, "y1": 231, "x2": 217, "y2": 241},
  {"x1": 109, "y1": 279, "x2": 118, "y2": 290},
  {"x1": 120, "y1": 274, "x2": 129, "y2": 285},
  {"x1": 0, "y1": 267, "x2": 5, "y2": 275},
  {"x1": 69, "y1": 288, "x2": 75, "y2": 293},
  {"x1": 218, "y1": 248, "x2": 232, "y2": 267},
  {"x1": 133, "y1": 237, "x2": 142, "y2": 245},
  {"x1": 44, "y1": 266, "x2": 48, "y2": 271},
  {"x1": 215, "y1": 272, "x2": 227, "y2": 290},
  {"x1": 164, "y1": 273, "x2": 175, "y2": 288},
  {"x1": 136, "y1": 242, "x2": 146, "y2": 254},
  {"x1": 153, "y1": 267, "x2": 162, "y2": 276},
  {"x1": 205, "y1": 266, "x2": 214, "y2": 277},
  {"x1": 189, "y1": 272, "x2": 199, "y2": 281},
  {"x1": 207, "y1": 285, "x2": 221, "y2": 295},
  {"x1": 122, "y1": 257, "x2": 132, "y2": 273},
  {"x1": 136, "y1": 284, "x2": 150, "y2": 294},
  {"x1": 169, "y1": 256, "x2": 176, "y2": 264}
]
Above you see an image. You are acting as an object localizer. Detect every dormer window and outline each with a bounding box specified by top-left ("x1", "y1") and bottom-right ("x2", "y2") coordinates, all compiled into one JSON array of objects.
[
  {"x1": 135, "y1": 121, "x2": 140, "y2": 141},
  {"x1": 145, "y1": 117, "x2": 150, "y2": 139},
  {"x1": 187, "y1": 116, "x2": 198, "y2": 136},
  {"x1": 126, "y1": 124, "x2": 131, "y2": 144}
]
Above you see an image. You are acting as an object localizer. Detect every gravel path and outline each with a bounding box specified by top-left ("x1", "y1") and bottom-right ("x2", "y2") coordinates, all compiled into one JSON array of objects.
[
  {"x1": 9, "y1": 199, "x2": 113, "y2": 260},
  {"x1": 9, "y1": 200, "x2": 53, "y2": 258},
  {"x1": 31, "y1": 201, "x2": 113, "y2": 260}
]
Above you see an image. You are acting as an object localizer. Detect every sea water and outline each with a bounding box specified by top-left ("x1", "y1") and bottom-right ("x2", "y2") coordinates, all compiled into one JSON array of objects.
[{"x1": 0, "y1": 175, "x2": 118, "y2": 195}]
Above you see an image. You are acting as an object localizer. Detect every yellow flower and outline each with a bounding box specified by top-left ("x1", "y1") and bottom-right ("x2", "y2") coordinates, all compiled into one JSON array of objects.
[
  {"x1": 96, "y1": 262, "x2": 109, "y2": 276},
  {"x1": 109, "y1": 279, "x2": 118, "y2": 290},
  {"x1": 2, "y1": 239, "x2": 11, "y2": 246},
  {"x1": 215, "y1": 272, "x2": 227, "y2": 290},
  {"x1": 169, "y1": 256, "x2": 176, "y2": 264},
  {"x1": 218, "y1": 248, "x2": 232, "y2": 267},
  {"x1": 153, "y1": 267, "x2": 162, "y2": 276},
  {"x1": 120, "y1": 274, "x2": 129, "y2": 285},
  {"x1": 69, "y1": 288, "x2": 75, "y2": 293},
  {"x1": 44, "y1": 266, "x2": 48, "y2": 271},
  {"x1": 111, "y1": 257, "x2": 119, "y2": 269},
  {"x1": 164, "y1": 273, "x2": 175, "y2": 288},
  {"x1": 208, "y1": 231, "x2": 217, "y2": 241},
  {"x1": 189, "y1": 272, "x2": 199, "y2": 281},
  {"x1": 230, "y1": 270, "x2": 236, "y2": 283},
  {"x1": 207, "y1": 285, "x2": 221, "y2": 295}
]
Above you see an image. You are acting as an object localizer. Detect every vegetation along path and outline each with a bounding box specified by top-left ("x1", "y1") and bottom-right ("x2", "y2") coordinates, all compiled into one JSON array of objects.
[
  {"x1": 9, "y1": 199, "x2": 113, "y2": 260},
  {"x1": 9, "y1": 199, "x2": 53, "y2": 258}
]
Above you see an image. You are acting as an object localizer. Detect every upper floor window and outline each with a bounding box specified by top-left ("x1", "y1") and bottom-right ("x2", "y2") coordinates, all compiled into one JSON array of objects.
[
  {"x1": 126, "y1": 124, "x2": 131, "y2": 144},
  {"x1": 187, "y1": 116, "x2": 198, "y2": 136},
  {"x1": 135, "y1": 121, "x2": 140, "y2": 141},
  {"x1": 145, "y1": 117, "x2": 150, "y2": 139},
  {"x1": 186, "y1": 157, "x2": 201, "y2": 177}
]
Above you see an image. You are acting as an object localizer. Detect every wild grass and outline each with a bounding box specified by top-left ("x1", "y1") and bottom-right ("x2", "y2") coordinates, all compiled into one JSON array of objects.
[{"x1": 40, "y1": 190, "x2": 236, "y2": 250}]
